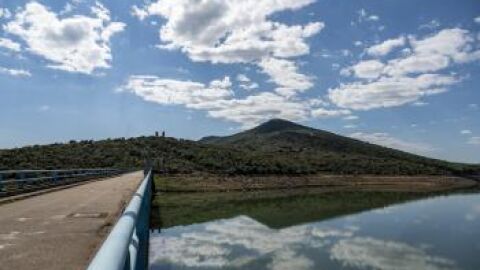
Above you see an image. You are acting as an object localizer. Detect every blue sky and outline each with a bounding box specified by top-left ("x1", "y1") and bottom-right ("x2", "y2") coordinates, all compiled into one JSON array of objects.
[{"x1": 0, "y1": 0, "x2": 479, "y2": 163}]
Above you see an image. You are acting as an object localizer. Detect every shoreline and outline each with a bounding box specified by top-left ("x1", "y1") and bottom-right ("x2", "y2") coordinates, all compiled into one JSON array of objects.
[{"x1": 155, "y1": 174, "x2": 478, "y2": 193}]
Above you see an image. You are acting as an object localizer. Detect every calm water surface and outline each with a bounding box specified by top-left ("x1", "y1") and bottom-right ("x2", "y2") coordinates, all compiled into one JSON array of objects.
[{"x1": 149, "y1": 191, "x2": 480, "y2": 270}]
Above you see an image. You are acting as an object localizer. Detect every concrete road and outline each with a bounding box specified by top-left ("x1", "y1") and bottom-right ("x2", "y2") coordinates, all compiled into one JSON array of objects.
[{"x1": 0, "y1": 171, "x2": 143, "y2": 270}]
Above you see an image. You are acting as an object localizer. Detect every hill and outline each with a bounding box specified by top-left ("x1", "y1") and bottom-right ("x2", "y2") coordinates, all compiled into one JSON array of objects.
[
  {"x1": 199, "y1": 119, "x2": 479, "y2": 175},
  {"x1": 0, "y1": 119, "x2": 478, "y2": 175}
]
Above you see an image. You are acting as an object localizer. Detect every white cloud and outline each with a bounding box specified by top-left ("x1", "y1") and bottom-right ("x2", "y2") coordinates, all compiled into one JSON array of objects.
[
  {"x1": 460, "y1": 130, "x2": 472, "y2": 135},
  {"x1": 121, "y1": 75, "x2": 233, "y2": 107},
  {"x1": 311, "y1": 108, "x2": 350, "y2": 118},
  {"x1": 121, "y1": 75, "x2": 315, "y2": 128},
  {"x1": 135, "y1": 0, "x2": 323, "y2": 64},
  {"x1": 131, "y1": 5, "x2": 148, "y2": 20},
  {"x1": 4, "y1": 2, "x2": 125, "y2": 74},
  {"x1": 0, "y1": 66, "x2": 31, "y2": 77},
  {"x1": 329, "y1": 74, "x2": 457, "y2": 110},
  {"x1": 236, "y1": 74, "x2": 251, "y2": 82},
  {"x1": 354, "y1": 41, "x2": 363, "y2": 47},
  {"x1": 259, "y1": 57, "x2": 314, "y2": 97},
  {"x1": 349, "y1": 132, "x2": 435, "y2": 153},
  {"x1": 236, "y1": 74, "x2": 259, "y2": 91},
  {"x1": 383, "y1": 28, "x2": 480, "y2": 77},
  {"x1": 468, "y1": 137, "x2": 480, "y2": 145},
  {"x1": 0, "y1": 38, "x2": 21, "y2": 52},
  {"x1": 331, "y1": 237, "x2": 456, "y2": 270},
  {"x1": 342, "y1": 60, "x2": 385, "y2": 80},
  {"x1": 357, "y1": 9, "x2": 380, "y2": 23},
  {"x1": 366, "y1": 36, "x2": 405, "y2": 56},
  {"x1": 343, "y1": 115, "x2": 359, "y2": 121},
  {"x1": 419, "y1": 19, "x2": 440, "y2": 30},
  {"x1": 375, "y1": 29, "x2": 480, "y2": 77},
  {"x1": 331, "y1": 28, "x2": 480, "y2": 110},
  {"x1": 203, "y1": 92, "x2": 310, "y2": 128},
  {"x1": 0, "y1": 8, "x2": 12, "y2": 19},
  {"x1": 474, "y1": 16, "x2": 480, "y2": 24},
  {"x1": 239, "y1": 82, "x2": 259, "y2": 91},
  {"x1": 133, "y1": 0, "x2": 321, "y2": 99}
]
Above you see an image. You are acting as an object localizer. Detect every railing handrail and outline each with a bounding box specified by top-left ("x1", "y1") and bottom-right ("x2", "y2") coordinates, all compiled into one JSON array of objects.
[
  {"x1": 87, "y1": 169, "x2": 153, "y2": 270},
  {"x1": 0, "y1": 168, "x2": 126, "y2": 197},
  {"x1": 0, "y1": 168, "x2": 119, "y2": 175}
]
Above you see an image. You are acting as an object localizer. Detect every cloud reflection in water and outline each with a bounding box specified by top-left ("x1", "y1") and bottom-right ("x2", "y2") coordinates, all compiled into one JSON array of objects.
[{"x1": 150, "y1": 215, "x2": 457, "y2": 269}]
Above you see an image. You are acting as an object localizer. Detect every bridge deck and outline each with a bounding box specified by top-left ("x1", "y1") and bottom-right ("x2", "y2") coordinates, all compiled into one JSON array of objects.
[{"x1": 0, "y1": 171, "x2": 143, "y2": 270}]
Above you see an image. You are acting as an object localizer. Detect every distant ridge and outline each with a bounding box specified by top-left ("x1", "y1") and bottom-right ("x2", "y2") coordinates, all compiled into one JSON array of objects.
[
  {"x1": 199, "y1": 118, "x2": 479, "y2": 175},
  {"x1": 1, "y1": 119, "x2": 478, "y2": 175}
]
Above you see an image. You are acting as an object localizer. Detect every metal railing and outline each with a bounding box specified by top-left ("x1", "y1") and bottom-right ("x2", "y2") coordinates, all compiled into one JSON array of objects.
[
  {"x1": 0, "y1": 168, "x2": 122, "y2": 197},
  {"x1": 87, "y1": 169, "x2": 153, "y2": 270}
]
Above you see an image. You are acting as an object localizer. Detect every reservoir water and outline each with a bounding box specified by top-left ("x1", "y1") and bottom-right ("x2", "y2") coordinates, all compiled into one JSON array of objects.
[{"x1": 149, "y1": 190, "x2": 480, "y2": 269}]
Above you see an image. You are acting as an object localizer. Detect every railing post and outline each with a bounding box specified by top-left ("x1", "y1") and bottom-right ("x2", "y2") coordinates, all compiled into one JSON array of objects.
[
  {"x1": 52, "y1": 171, "x2": 58, "y2": 185},
  {"x1": 16, "y1": 172, "x2": 25, "y2": 190}
]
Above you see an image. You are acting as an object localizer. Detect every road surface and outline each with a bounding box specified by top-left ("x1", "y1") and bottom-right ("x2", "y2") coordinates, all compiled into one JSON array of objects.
[{"x1": 0, "y1": 171, "x2": 143, "y2": 270}]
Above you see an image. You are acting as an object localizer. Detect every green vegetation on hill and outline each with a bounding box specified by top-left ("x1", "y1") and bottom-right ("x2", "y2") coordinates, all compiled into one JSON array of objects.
[{"x1": 1, "y1": 119, "x2": 479, "y2": 175}]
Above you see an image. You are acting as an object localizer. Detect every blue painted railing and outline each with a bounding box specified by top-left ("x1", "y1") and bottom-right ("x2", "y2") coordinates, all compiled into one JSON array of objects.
[
  {"x1": 87, "y1": 169, "x2": 153, "y2": 270},
  {"x1": 0, "y1": 168, "x2": 122, "y2": 197}
]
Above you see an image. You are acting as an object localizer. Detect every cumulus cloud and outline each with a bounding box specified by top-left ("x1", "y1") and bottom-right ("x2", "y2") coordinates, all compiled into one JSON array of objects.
[
  {"x1": 460, "y1": 129, "x2": 472, "y2": 135},
  {"x1": 201, "y1": 92, "x2": 311, "y2": 128},
  {"x1": 366, "y1": 36, "x2": 405, "y2": 56},
  {"x1": 0, "y1": 66, "x2": 31, "y2": 77},
  {"x1": 0, "y1": 8, "x2": 12, "y2": 19},
  {"x1": 350, "y1": 132, "x2": 435, "y2": 153},
  {"x1": 329, "y1": 74, "x2": 457, "y2": 110},
  {"x1": 259, "y1": 57, "x2": 314, "y2": 97},
  {"x1": 385, "y1": 28, "x2": 480, "y2": 76},
  {"x1": 341, "y1": 60, "x2": 385, "y2": 80},
  {"x1": 311, "y1": 108, "x2": 351, "y2": 118},
  {"x1": 134, "y1": 0, "x2": 322, "y2": 64},
  {"x1": 236, "y1": 74, "x2": 250, "y2": 82},
  {"x1": 121, "y1": 75, "x2": 233, "y2": 106},
  {"x1": 121, "y1": 75, "x2": 315, "y2": 127},
  {"x1": 132, "y1": 0, "x2": 321, "y2": 99},
  {"x1": 236, "y1": 74, "x2": 259, "y2": 91},
  {"x1": 331, "y1": 28, "x2": 480, "y2": 110},
  {"x1": 0, "y1": 38, "x2": 21, "y2": 52},
  {"x1": 331, "y1": 237, "x2": 456, "y2": 270},
  {"x1": 4, "y1": 2, "x2": 125, "y2": 74}
]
